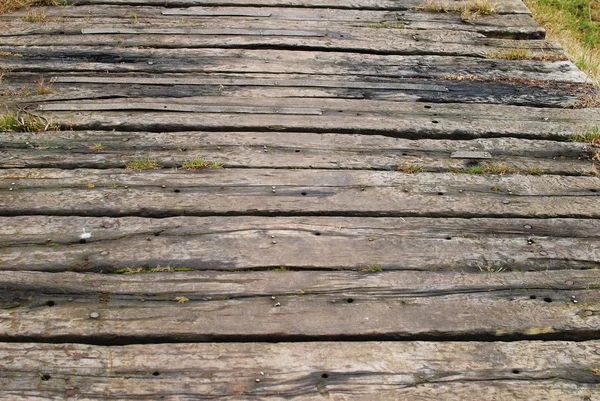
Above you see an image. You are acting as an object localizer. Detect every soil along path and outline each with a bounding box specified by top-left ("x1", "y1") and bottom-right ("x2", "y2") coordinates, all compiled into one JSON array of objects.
[{"x1": 0, "y1": 0, "x2": 599, "y2": 399}]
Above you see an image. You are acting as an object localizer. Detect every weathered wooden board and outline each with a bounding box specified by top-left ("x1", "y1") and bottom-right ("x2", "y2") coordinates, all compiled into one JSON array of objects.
[
  {"x1": 3, "y1": 72, "x2": 588, "y2": 107},
  {"x1": 0, "y1": 29, "x2": 561, "y2": 58},
  {"x1": 0, "y1": 270, "x2": 599, "y2": 342},
  {"x1": 1, "y1": 340, "x2": 598, "y2": 400},
  {"x1": 0, "y1": 47, "x2": 587, "y2": 83},
  {"x1": 1, "y1": 216, "x2": 599, "y2": 271},
  {"x1": 33, "y1": 109, "x2": 598, "y2": 140},
  {"x1": 1, "y1": 169, "x2": 599, "y2": 218},
  {"x1": 68, "y1": 0, "x2": 532, "y2": 14},
  {"x1": 0, "y1": 7, "x2": 545, "y2": 38},
  {"x1": 0, "y1": 131, "x2": 590, "y2": 173}
]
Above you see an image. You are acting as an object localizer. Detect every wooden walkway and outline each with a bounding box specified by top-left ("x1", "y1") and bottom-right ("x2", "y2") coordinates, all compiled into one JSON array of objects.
[{"x1": 1, "y1": 0, "x2": 600, "y2": 399}]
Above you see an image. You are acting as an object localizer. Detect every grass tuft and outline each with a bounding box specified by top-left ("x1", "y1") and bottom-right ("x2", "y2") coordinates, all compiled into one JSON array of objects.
[
  {"x1": 1, "y1": 0, "x2": 69, "y2": 14},
  {"x1": 181, "y1": 158, "x2": 223, "y2": 170},
  {"x1": 126, "y1": 158, "x2": 162, "y2": 170},
  {"x1": 397, "y1": 165, "x2": 423, "y2": 174},
  {"x1": 21, "y1": 9, "x2": 47, "y2": 22},
  {"x1": 113, "y1": 266, "x2": 195, "y2": 274},
  {"x1": 569, "y1": 126, "x2": 600, "y2": 142},
  {"x1": 0, "y1": 112, "x2": 59, "y2": 132},
  {"x1": 359, "y1": 265, "x2": 383, "y2": 272},
  {"x1": 416, "y1": 0, "x2": 497, "y2": 19},
  {"x1": 36, "y1": 76, "x2": 54, "y2": 95},
  {"x1": 89, "y1": 143, "x2": 104, "y2": 152}
]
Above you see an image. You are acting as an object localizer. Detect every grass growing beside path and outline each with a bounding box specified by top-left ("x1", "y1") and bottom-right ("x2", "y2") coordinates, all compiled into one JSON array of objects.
[
  {"x1": 525, "y1": 0, "x2": 599, "y2": 87},
  {"x1": 0, "y1": 0, "x2": 68, "y2": 15}
]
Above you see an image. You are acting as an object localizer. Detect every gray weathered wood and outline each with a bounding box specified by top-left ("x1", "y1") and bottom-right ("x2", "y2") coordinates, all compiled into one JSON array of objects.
[
  {"x1": 0, "y1": 48, "x2": 586, "y2": 83},
  {"x1": 0, "y1": 270, "x2": 599, "y2": 342},
  {"x1": 69, "y1": 0, "x2": 532, "y2": 14},
  {"x1": 0, "y1": 131, "x2": 590, "y2": 174},
  {"x1": 1, "y1": 169, "x2": 599, "y2": 218},
  {"x1": 0, "y1": 340, "x2": 598, "y2": 400},
  {"x1": 0, "y1": 7, "x2": 545, "y2": 39},
  {"x1": 1, "y1": 216, "x2": 599, "y2": 272}
]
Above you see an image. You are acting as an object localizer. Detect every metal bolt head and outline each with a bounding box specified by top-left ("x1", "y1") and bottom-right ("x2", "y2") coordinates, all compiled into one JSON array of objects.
[{"x1": 89, "y1": 312, "x2": 100, "y2": 319}]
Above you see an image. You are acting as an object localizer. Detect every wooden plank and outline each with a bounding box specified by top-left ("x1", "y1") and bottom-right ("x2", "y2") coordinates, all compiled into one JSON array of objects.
[
  {"x1": 38, "y1": 103, "x2": 323, "y2": 115},
  {"x1": 0, "y1": 48, "x2": 586, "y2": 83},
  {"x1": 51, "y1": 76, "x2": 449, "y2": 91},
  {"x1": 0, "y1": 131, "x2": 590, "y2": 174},
  {"x1": 69, "y1": 0, "x2": 533, "y2": 14},
  {"x1": 0, "y1": 29, "x2": 562, "y2": 59},
  {"x1": 1, "y1": 169, "x2": 599, "y2": 218},
  {"x1": 0, "y1": 270, "x2": 599, "y2": 342},
  {"x1": 1, "y1": 216, "x2": 599, "y2": 272},
  {"x1": 33, "y1": 109, "x2": 598, "y2": 141},
  {"x1": 3, "y1": 72, "x2": 587, "y2": 108},
  {"x1": 0, "y1": 8, "x2": 545, "y2": 39},
  {"x1": 0, "y1": 340, "x2": 598, "y2": 400}
]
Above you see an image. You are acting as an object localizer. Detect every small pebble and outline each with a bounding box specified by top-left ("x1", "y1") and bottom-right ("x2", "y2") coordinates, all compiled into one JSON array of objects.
[
  {"x1": 584, "y1": 310, "x2": 593, "y2": 316},
  {"x1": 9, "y1": 188, "x2": 13, "y2": 191},
  {"x1": 161, "y1": 185, "x2": 166, "y2": 188},
  {"x1": 91, "y1": 281, "x2": 102, "y2": 287},
  {"x1": 11, "y1": 182, "x2": 15, "y2": 185},
  {"x1": 524, "y1": 225, "x2": 532, "y2": 229},
  {"x1": 566, "y1": 281, "x2": 574, "y2": 285},
  {"x1": 89, "y1": 312, "x2": 100, "y2": 319},
  {"x1": 571, "y1": 296, "x2": 576, "y2": 299},
  {"x1": 458, "y1": 189, "x2": 463, "y2": 193},
  {"x1": 271, "y1": 235, "x2": 275, "y2": 238},
  {"x1": 260, "y1": 372, "x2": 264, "y2": 375},
  {"x1": 68, "y1": 298, "x2": 74, "y2": 302},
  {"x1": 100, "y1": 250, "x2": 109, "y2": 256},
  {"x1": 502, "y1": 200, "x2": 510, "y2": 204},
  {"x1": 65, "y1": 389, "x2": 76, "y2": 397},
  {"x1": 271, "y1": 296, "x2": 276, "y2": 300},
  {"x1": 273, "y1": 302, "x2": 281, "y2": 307},
  {"x1": 331, "y1": 300, "x2": 336, "y2": 303},
  {"x1": 140, "y1": 298, "x2": 145, "y2": 302},
  {"x1": 596, "y1": 349, "x2": 600, "y2": 355},
  {"x1": 256, "y1": 379, "x2": 261, "y2": 382},
  {"x1": 272, "y1": 190, "x2": 276, "y2": 193},
  {"x1": 272, "y1": 240, "x2": 277, "y2": 244},
  {"x1": 272, "y1": 186, "x2": 276, "y2": 189},
  {"x1": 147, "y1": 61, "x2": 154, "y2": 65},
  {"x1": 573, "y1": 300, "x2": 578, "y2": 304},
  {"x1": 124, "y1": 185, "x2": 128, "y2": 189}
]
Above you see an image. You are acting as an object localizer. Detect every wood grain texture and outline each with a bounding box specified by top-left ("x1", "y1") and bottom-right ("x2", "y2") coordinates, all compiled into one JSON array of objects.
[
  {"x1": 1, "y1": 340, "x2": 598, "y2": 400},
  {"x1": 3, "y1": 72, "x2": 589, "y2": 107},
  {"x1": 68, "y1": 0, "x2": 532, "y2": 14},
  {"x1": 1, "y1": 216, "x2": 599, "y2": 271},
  {"x1": 0, "y1": 131, "x2": 590, "y2": 173},
  {"x1": 1, "y1": 169, "x2": 599, "y2": 218},
  {"x1": 0, "y1": 48, "x2": 587, "y2": 83},
  {"x1": 0, "y1": 270, "x2": 599, "y2": 342},
  {"x1": 0, "y1": 6, "x2": 545, "y2": 38}
]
